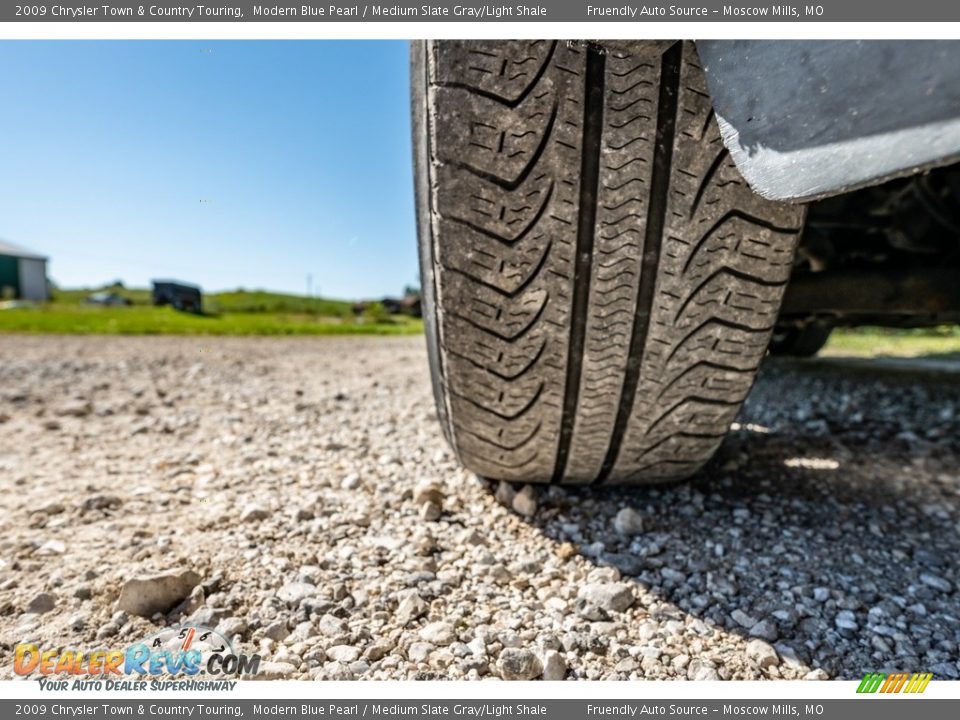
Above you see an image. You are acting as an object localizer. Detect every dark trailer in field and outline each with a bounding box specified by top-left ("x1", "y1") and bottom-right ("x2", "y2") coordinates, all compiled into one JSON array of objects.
[{"x1": 151, "y1": 280, "x2": 202, "y2": 313}]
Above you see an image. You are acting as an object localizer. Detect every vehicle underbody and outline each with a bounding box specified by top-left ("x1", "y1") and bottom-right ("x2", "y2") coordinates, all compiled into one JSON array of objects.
[{"x1": 776, "y1": 165, "x2": 960, "y2": 354}]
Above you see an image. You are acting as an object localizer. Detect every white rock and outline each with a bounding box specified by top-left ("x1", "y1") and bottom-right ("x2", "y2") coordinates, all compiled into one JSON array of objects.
[
  {"x1": 577, "y1": 582, "x2": 635, "y2": 613},
  {"x1": 26, "y1": 592, "x2": 56, "y2": 614},
  {"x1": 291, "y1": 507, "x2": 313, "y2": 521},
  {"x1": 773, "y1": 643, "x2": 806, "y2": 670},
  {"x1": 365, "y1": 640, "x2": 394, "y2": 661},
  {"x1": 273, "y1": 648, "x2": 301, "y2": 666},
  {"x1": 613, "y1": 508, "x2": 644, "y2": 535},
  {"x1": 834, "y1": 611, "x2": 858, "y2": 631},
  {"x1": 636, "y1": 621, "x2": 659, "y2": 641},
  {"x1": 749, "y1": 619, "x2": 779, "y2": 642},
  {"x1": 413, "y1": 481, "x2": 444, "y2": 507},
  {"x1": 288, "y1": 621, "x2": 317, "y2": 641},
  {"x1": 96, "y1": 623, "x2": 118, "y2": 640},
  {"x1": 317, "y1": 661, "x2": 355, "y2": 680},
  {"x1": 586, "y1": 567, "x2": 621, "y2": 583},
  {"x1": 512, "y1": 485, "x2": 538, "y2": 517},
  {"x1": 216, "y1": 617, "x2": 247, "y2": 638},
  {"x1": 36, "y1": 501, "x2": 65, "y2": 516},
  {"x1": 240, "y1": 504, "x2": 269, "y2": 522},
  {"x1": 919, "y1": 573, "x2": 953, "y2": 593},
  {"x1": 460, "y1": 528, "x2": 486, "y2": 546},
  {"x1": 65, "y1": 612, "x2": 86, "y2": 632},
  {"x1": 408, "y1": 642, "x2": 434, "y2": 662},
  {"x1": 254, "y1": 661, "x2": 297, "y2": 679},
  {"x1": 117, "y1": 570, "x2": 201, "y2": 617},
  {"x1": 277, "y1": 582, "x2": 317, "y2": 605},
  {"x1": 318, "y1": 614, "x2": 348, "y2": 636},
  {"x1": 494, "y1": 482, "x2": 516, "y2": 507},
  {"x1": 340, "y1": 474, "x2": 362, "y2": 490},
  {"x1": 746, "y1": 638, "x2": 780, "y2": 669},
  {"x1": 175, "y1": 585, "x2": 204, "y2": 617},
  {"x1": 540, "y1": 650, "x2": 567, "y2": 680},
  {"x1": 57, "y1": 400, "x2": 91, "y2": 418},
  {"x1": 497, "y1": 648, "x2": 542, "y2": 680},
  {"x1": 687, "y1": 661, "x2": 720, "y2": 680},
  {"x1": 395, "y1": 592, "x2": 428, "y2": 626},
  {"x1": 262, "y1": 621, "x2": 289, "y2": 642},
  {"x1": 467, "y1": 637, "x2": 487, "y2": 658},
  {"x1": 419, "y1": 501, "x2": 441, "y2": 522},
  {"x1": 545, "y1": 597, "x2": 568, "y2": 613},
  {"x1": 420, "y1": 621, "x2": 456, "y2": 646},
  {"x1": 327, "y1": 645, "x2": 361, "y2": 663},
  {"x1": 499, "y1": 631, "x2": 522, "y2": 649}
]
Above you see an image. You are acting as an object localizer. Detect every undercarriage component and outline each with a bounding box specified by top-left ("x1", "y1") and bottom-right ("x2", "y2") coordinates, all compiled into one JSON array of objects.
[
  {"x1": 769, "y1": 321, "x2": 834, "y2": 357},
  {"x1": 776, "y1": 164, "x2": 960, "y2": 334},
  {"x1": 780, "y1": 268, "x2": 960, "y2": 326}
]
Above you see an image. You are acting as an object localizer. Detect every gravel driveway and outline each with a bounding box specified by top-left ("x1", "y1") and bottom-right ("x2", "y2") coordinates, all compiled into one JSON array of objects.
[{"x1": 1, "y1": 336, "x2": 958, "y2": 681}]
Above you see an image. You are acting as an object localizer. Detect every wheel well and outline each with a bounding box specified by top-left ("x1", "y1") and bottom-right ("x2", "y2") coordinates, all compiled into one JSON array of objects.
[{"x1": 777, "y1": 162, "x2": 960, "y2": 334}]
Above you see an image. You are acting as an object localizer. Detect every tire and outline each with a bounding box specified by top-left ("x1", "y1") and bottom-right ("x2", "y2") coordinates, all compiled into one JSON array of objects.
[
  {"x1": 769, "y1": 322, "x2": 833, "y2": 357},
  {"x1": 413, "y1": 40, "x2": 806, "y2": 485}
]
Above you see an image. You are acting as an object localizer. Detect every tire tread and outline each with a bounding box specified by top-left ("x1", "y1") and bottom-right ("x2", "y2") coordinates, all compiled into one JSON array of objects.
[{"x1": 418, "y1": 40, "x2": 805, "y2": 485}]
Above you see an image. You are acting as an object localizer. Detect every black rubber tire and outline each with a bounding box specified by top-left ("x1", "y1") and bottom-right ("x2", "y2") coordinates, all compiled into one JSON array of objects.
[
  {"x1": 413, "y1": 40, "x2": 806, "y2": 485},
  {"x1": 769, "y1": 322, "x2": 833, "y2": 357}
]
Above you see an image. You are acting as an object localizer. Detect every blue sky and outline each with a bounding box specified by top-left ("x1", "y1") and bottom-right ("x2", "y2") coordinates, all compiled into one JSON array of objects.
[{"x1": 0, "y1": 41, "x2": 417, "y2": 300}]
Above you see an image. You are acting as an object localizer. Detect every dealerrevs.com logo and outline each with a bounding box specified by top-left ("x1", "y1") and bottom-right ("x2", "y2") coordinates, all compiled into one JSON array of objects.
[{"x1": 14, "y1": 625, "x2": 260, "y2": 690}]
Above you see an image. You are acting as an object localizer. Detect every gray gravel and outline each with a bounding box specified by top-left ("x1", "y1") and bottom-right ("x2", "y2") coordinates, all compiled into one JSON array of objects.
[{"x1": 0, "y1": 336, "x2": 958, "y2": 680}]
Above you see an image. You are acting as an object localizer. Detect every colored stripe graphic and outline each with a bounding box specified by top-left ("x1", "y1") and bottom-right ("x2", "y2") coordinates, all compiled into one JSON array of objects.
[
  {"x1": 857, "y1": 673, "x2": 886, "y2": 693},
  {"x1": 857, "y1": 672, "x2": 932, "y2": 694},
  {"x1": 889, "y1": 673, "x2": 903, "y2": 692},
  {"x1": 911, "y1": 673, "x2": 933, "y2": 693}
]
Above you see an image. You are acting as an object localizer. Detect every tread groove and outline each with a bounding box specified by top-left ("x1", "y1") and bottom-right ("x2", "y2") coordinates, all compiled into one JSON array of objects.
[
  {"x1": 681, "y1": 208, "x2": 799, "y2": 274},
  {"x1": 596, "y1": 41, "x2": 683, "y2": 484},
  {"x1": 435, "y1": 41, "x2": 558, "y2": 107},
  {"x1": 444, "y1": 182, "x2": 555, "y2": 246},
  {"x1": 688, "y1": 148, "x2": 728, "y2": 217},
  {"x1": 551, "y1": 46, "x2": 606, "y2": 484},
  {"x1": 448, "y1": 102, "x2": 559, "y2": 191}
]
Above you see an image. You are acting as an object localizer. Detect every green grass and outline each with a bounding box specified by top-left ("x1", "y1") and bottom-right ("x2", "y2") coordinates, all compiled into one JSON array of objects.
[
  {"x1": 51, "y1": 286, "x2": 356, "y2": 316},
  {"x1": 17, "y1": 287, "x2": 960, "y2": 348},
  {"x1": 0, "y1": 287, "x2": 422, "y2": 336},
  {"x1": 52, "y1": 286, "x2": 153, "y2": 305},
  {"x1": 204, "y1": 290, "x2": 353, "y2": 316},
  {"x1": 824, "y1": 326, "x2": 960, "y2": 359}
]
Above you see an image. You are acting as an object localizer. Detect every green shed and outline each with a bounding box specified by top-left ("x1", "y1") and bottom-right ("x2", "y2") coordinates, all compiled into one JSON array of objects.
[{"x1": 0, "y1": 239, "x2": 49, "y2": 301}]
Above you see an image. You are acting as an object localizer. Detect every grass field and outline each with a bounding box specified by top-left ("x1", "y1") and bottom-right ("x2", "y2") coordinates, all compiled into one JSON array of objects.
[
  {"x1": 4, "y1": 286, "x2": 960, "y2": 351},
  {"x1": 0, "y1": 287, "x2": 422, "y2": 336},
  {"x1": 49, "y1": 287, "x2": 358, "y2": 316},
  {"x1": 824, "y1": 327, "x2": 960, "y2": 359}
]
